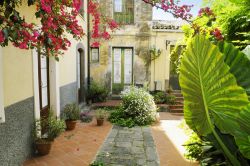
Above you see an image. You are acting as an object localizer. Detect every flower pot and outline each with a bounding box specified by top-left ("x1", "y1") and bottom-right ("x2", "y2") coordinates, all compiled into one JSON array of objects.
[
  {"x1": 65, "y1": 120, "x2": 77, "y2": 130},
  {"x1": 36, "y1": 140, "x2": 52, "y2": 156},
  {"x1": 96, "y1": 118, "x2": 104, "y2": 126}
]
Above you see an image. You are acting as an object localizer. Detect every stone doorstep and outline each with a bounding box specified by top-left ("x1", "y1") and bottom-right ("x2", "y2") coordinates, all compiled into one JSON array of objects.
[{"x1": 93, "y1": 125, "x2": 160, "y2": 166}]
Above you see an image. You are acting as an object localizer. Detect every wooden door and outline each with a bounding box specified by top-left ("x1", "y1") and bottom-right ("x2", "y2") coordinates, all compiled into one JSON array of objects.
[{"x1": 38, "y1": 54, "x2": 50, "y2": 119}]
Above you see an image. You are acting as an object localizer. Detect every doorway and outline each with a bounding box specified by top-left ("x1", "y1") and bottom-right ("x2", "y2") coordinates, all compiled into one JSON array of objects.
[
  {"x1": 112, "y1": 47, "x2": 133, "y2": 94},
  {"x1": 77, "y1": 49, "x2": 85, "y2": 103},
  {"x1": 38, "y1": 53, "x2": 50, "y2": 119}
]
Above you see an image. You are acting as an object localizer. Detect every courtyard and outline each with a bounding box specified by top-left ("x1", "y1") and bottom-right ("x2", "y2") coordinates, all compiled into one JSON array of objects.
[
  {"x1": 23, "y1": 111, "x2": 197, "y2": 166},
  {"x1": 0, "y1": 0, "x2": 250, "y2": 166}
]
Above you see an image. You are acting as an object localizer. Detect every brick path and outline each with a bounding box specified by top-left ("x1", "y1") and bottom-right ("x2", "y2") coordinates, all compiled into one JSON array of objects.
[
  {"x1": 94, "y1": 126, "x2": 160, "y2": 166},
  {"x1": 23, "y1": 120, "x2": 112, "y2": 166}
]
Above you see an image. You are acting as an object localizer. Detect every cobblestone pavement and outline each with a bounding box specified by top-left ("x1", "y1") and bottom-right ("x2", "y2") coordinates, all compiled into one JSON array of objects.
[{"x1": 94, "y1": 126, "x2": 160, "y2": 166}]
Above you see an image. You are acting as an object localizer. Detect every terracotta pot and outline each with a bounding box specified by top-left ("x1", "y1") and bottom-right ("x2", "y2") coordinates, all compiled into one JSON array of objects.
[
  {"x1": 36, "y1": 141, "x2": 52, "y2": 156},
  {"x1": 96, "y1": 118, "x2": 104, "y2": 126},
  {"x1": 65, "y1": 120, "x2": 77, "y2": 130}
]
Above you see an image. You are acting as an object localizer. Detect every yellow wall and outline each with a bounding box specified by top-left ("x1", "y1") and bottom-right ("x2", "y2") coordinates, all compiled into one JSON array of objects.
[
  {"x1": 150, "y1": 31, "x2": 184, "y2": 91},
  {"x1": 2, "y1": 4, "x2": 38, "y2": 107},
  {"x1": 3, "y1": 46, "x2": 33, "y2": 106},
  {"x1": 59, "y1": 10, "x2": 88, "y2": 87}
]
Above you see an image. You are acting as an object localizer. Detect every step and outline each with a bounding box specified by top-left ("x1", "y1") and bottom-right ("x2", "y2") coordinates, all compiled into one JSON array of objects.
[
  {"x1": 169, "y1": 108, "x2": 183, "y2": 113},
  {"x1": 111, "y1": 95, "x2": 121, "y2": 100},
  {"x1": 169, "y1": 105, "x2": 183, "y2": 109},
  {"x1": 172, "y1": 90, "x2": 181, "y2": 93},
  {"x1": 175, "y1": 100, "x2": 184, "y2": 104},
  {"x1": 171, "y1": 93, "x2": 183, "y2": 97},
  {"x1": 170, "y1": 112, "x2": 184, "y2": 116}
]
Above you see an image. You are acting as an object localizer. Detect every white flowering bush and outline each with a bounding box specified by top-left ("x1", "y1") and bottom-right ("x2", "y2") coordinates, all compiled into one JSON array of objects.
[{"x1": 120, "y1": 87, "x2": 157, "y2": 126}]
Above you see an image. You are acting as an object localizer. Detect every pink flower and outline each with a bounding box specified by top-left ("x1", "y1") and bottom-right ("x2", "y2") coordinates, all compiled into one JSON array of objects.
[
  {"x1": 108, "y1": 20, "x2": 118, "y2": 30},
  {"x1": 91, "y1": 41, "x2": 100, "y2": 47},
  {"x1": 102, "y1": 31, "x2": 111, "y2": 40},
  {"x1": 0, "y1": 30, "x2": 5, "y2": 43},
  {"x1": 73, "y1": 0, "x2": 82, "y2": 12}
]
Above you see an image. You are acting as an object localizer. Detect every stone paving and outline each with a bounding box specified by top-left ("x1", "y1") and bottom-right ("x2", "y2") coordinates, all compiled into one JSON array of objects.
[{"x1": 94, "y1": 126, "x2": 160, "y2": 166}]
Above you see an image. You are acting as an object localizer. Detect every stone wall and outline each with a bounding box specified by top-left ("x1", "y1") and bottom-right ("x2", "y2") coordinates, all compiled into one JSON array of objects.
[{"x1": 0, "y1": 97, "x2": 34, "y2": 166}]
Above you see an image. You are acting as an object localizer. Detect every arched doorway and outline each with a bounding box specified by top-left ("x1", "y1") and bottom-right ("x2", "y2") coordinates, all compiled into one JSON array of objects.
[{"x1": 77, "y1": 48, "x2": 85, "y2": 103}]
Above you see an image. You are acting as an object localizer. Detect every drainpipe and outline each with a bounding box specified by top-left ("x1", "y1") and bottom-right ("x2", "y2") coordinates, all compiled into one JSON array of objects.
[{"x1": 87, "y1": 0, "x2": 90, "y2": 89}]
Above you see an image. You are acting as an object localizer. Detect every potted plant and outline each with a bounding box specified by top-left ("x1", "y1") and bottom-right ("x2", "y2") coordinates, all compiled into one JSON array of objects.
[
  {"x1": 95, "y1": 109, "x2": 107, "y2": 126},
  {"x1": 33, "y1": 111, "x2": 65, "y2": 155},
  {"x1": 62, "y1": 103, "x2": 80, "y2": 130}
]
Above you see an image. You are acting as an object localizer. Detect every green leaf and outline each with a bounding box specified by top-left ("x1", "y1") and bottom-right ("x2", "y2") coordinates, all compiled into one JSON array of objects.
[
  {"x1": 218, "y1": 42, "x2": 250, "y2": 100},
  {"x1": 179, "y1": 35, "x2": 249, "y2": 165},
  {"x1": 234, "y1": 105, "x2": 250, "y2": 159},
  {"x1": 242, "y1": 45, "x2": 250, "y2": 59}
]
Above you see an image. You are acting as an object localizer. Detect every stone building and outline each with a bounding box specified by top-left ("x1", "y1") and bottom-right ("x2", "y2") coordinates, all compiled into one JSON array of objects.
[{"x1": 90, "y1": 0, "x2": 185, "y2": 94}]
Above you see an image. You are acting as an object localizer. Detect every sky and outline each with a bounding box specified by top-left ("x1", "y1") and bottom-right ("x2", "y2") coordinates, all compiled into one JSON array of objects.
[{"x1": 152, "y1": 0, "x2": 203, "y2": 20}]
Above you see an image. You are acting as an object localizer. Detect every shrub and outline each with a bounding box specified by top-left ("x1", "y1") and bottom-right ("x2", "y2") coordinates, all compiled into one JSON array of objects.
[
  {"x1": 152, "y1": 91, "x2": 168, "y2": 104},
  {"x1": 166, "y1": 95, "x2": 176, "y2": 105},
  {"x1": 184, "y1": 132, "x2": 203, "y2": 160},
  {"x1": 108, "y1": 107, "x2": 135, "y2": 128},
  {"x1": 62, "y1": 103, "x2": 80, "y2": 121},
  {"x1": 87, "y1": 81, "x2": 109, "y2": 103},
  {"x1": 109, "y1": 87, "x2": 157, "y2": 127}
]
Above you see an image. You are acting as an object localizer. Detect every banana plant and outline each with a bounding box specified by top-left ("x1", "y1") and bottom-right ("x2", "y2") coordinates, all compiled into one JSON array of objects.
[{"x1": 179, "y1": 35, "x2": 250, "y2": 165}]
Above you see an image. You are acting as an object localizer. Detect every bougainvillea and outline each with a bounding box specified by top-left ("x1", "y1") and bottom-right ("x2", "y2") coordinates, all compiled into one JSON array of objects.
[
  {"x1": 142, "y1": 0, "x2": 193, "y2": 21},
  {"x1": 88, "y1": 0, "x2": 118, "y2": 47},
  {"x1": 0, "y1": 0, "x2": 85, "y2": 58},
  {"x1": 0, "y1": 0, "x2": 118, "y2": 58},
  {"x1": 142, "y1": 1, "x2": 224, "y2": 41}
]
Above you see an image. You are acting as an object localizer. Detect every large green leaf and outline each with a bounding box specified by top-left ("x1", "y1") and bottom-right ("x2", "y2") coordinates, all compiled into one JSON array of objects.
[
  {"x1": 234, "y1": 105, "x2": 250, "y2": 159},
  {"x1": 218, "y1": 42, "x2": 250, "y2": 100},
  {"x1": 179, "y1": 35, "x2": 249, "y2": 165},
  {"x1": 243, "y1": 46, "x2": 250, "y2": 59}
]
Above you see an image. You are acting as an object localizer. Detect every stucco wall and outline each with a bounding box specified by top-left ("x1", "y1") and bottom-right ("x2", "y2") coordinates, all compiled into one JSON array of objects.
[{"x1": 149, "y1": 31, "x2": 184, "y2": 91}]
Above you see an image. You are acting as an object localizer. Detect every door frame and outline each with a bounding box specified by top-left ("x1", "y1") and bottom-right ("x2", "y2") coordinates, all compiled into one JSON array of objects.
[
  {"x1": 76, "y1": 43, "x2": 86, "y2": 105},
  {"x1": 111, "y1": 46, "x2": 134, "y2": 93},
  {"x1": 37, "y1": 53, "x2": 50, "y2": 117},
  {"x1": 77, "y1": 48, "x2": 85, "y2": 104},
  {"x1": 32, "y1": 49, "x2": 60, "y2": 120}
]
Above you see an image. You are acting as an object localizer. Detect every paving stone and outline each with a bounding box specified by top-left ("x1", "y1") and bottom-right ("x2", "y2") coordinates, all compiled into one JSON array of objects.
[
  {"x1": 116, "y1": 141, "x2": 132, "y2": 148},
  {"x1": 132, "y1": 147, "x2": 144, "y2": 154},
  {"x1": 93, "y1": 125, "x2": 159, "y2": 166},
  {"x1": 133, "y1": 140, "x2": 144, "y2": 147},
  {"x1": 136, "y1": 158, "x2": 147, "y2": 165},
  {"x1": 146, "y1": 147, "x2": 158, "y2": 161}
]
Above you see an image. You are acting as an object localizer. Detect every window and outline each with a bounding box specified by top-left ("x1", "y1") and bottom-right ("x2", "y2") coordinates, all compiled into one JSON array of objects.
[
  {"x1": 91, "y1": 47, "x2": 99, "y2": 63},
  {"x1": 0, "y1": 47, "x2": 5, "y2": 123},
  {"x1": 113, "y1": 0, "x2": 134, "y2": 24}
]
